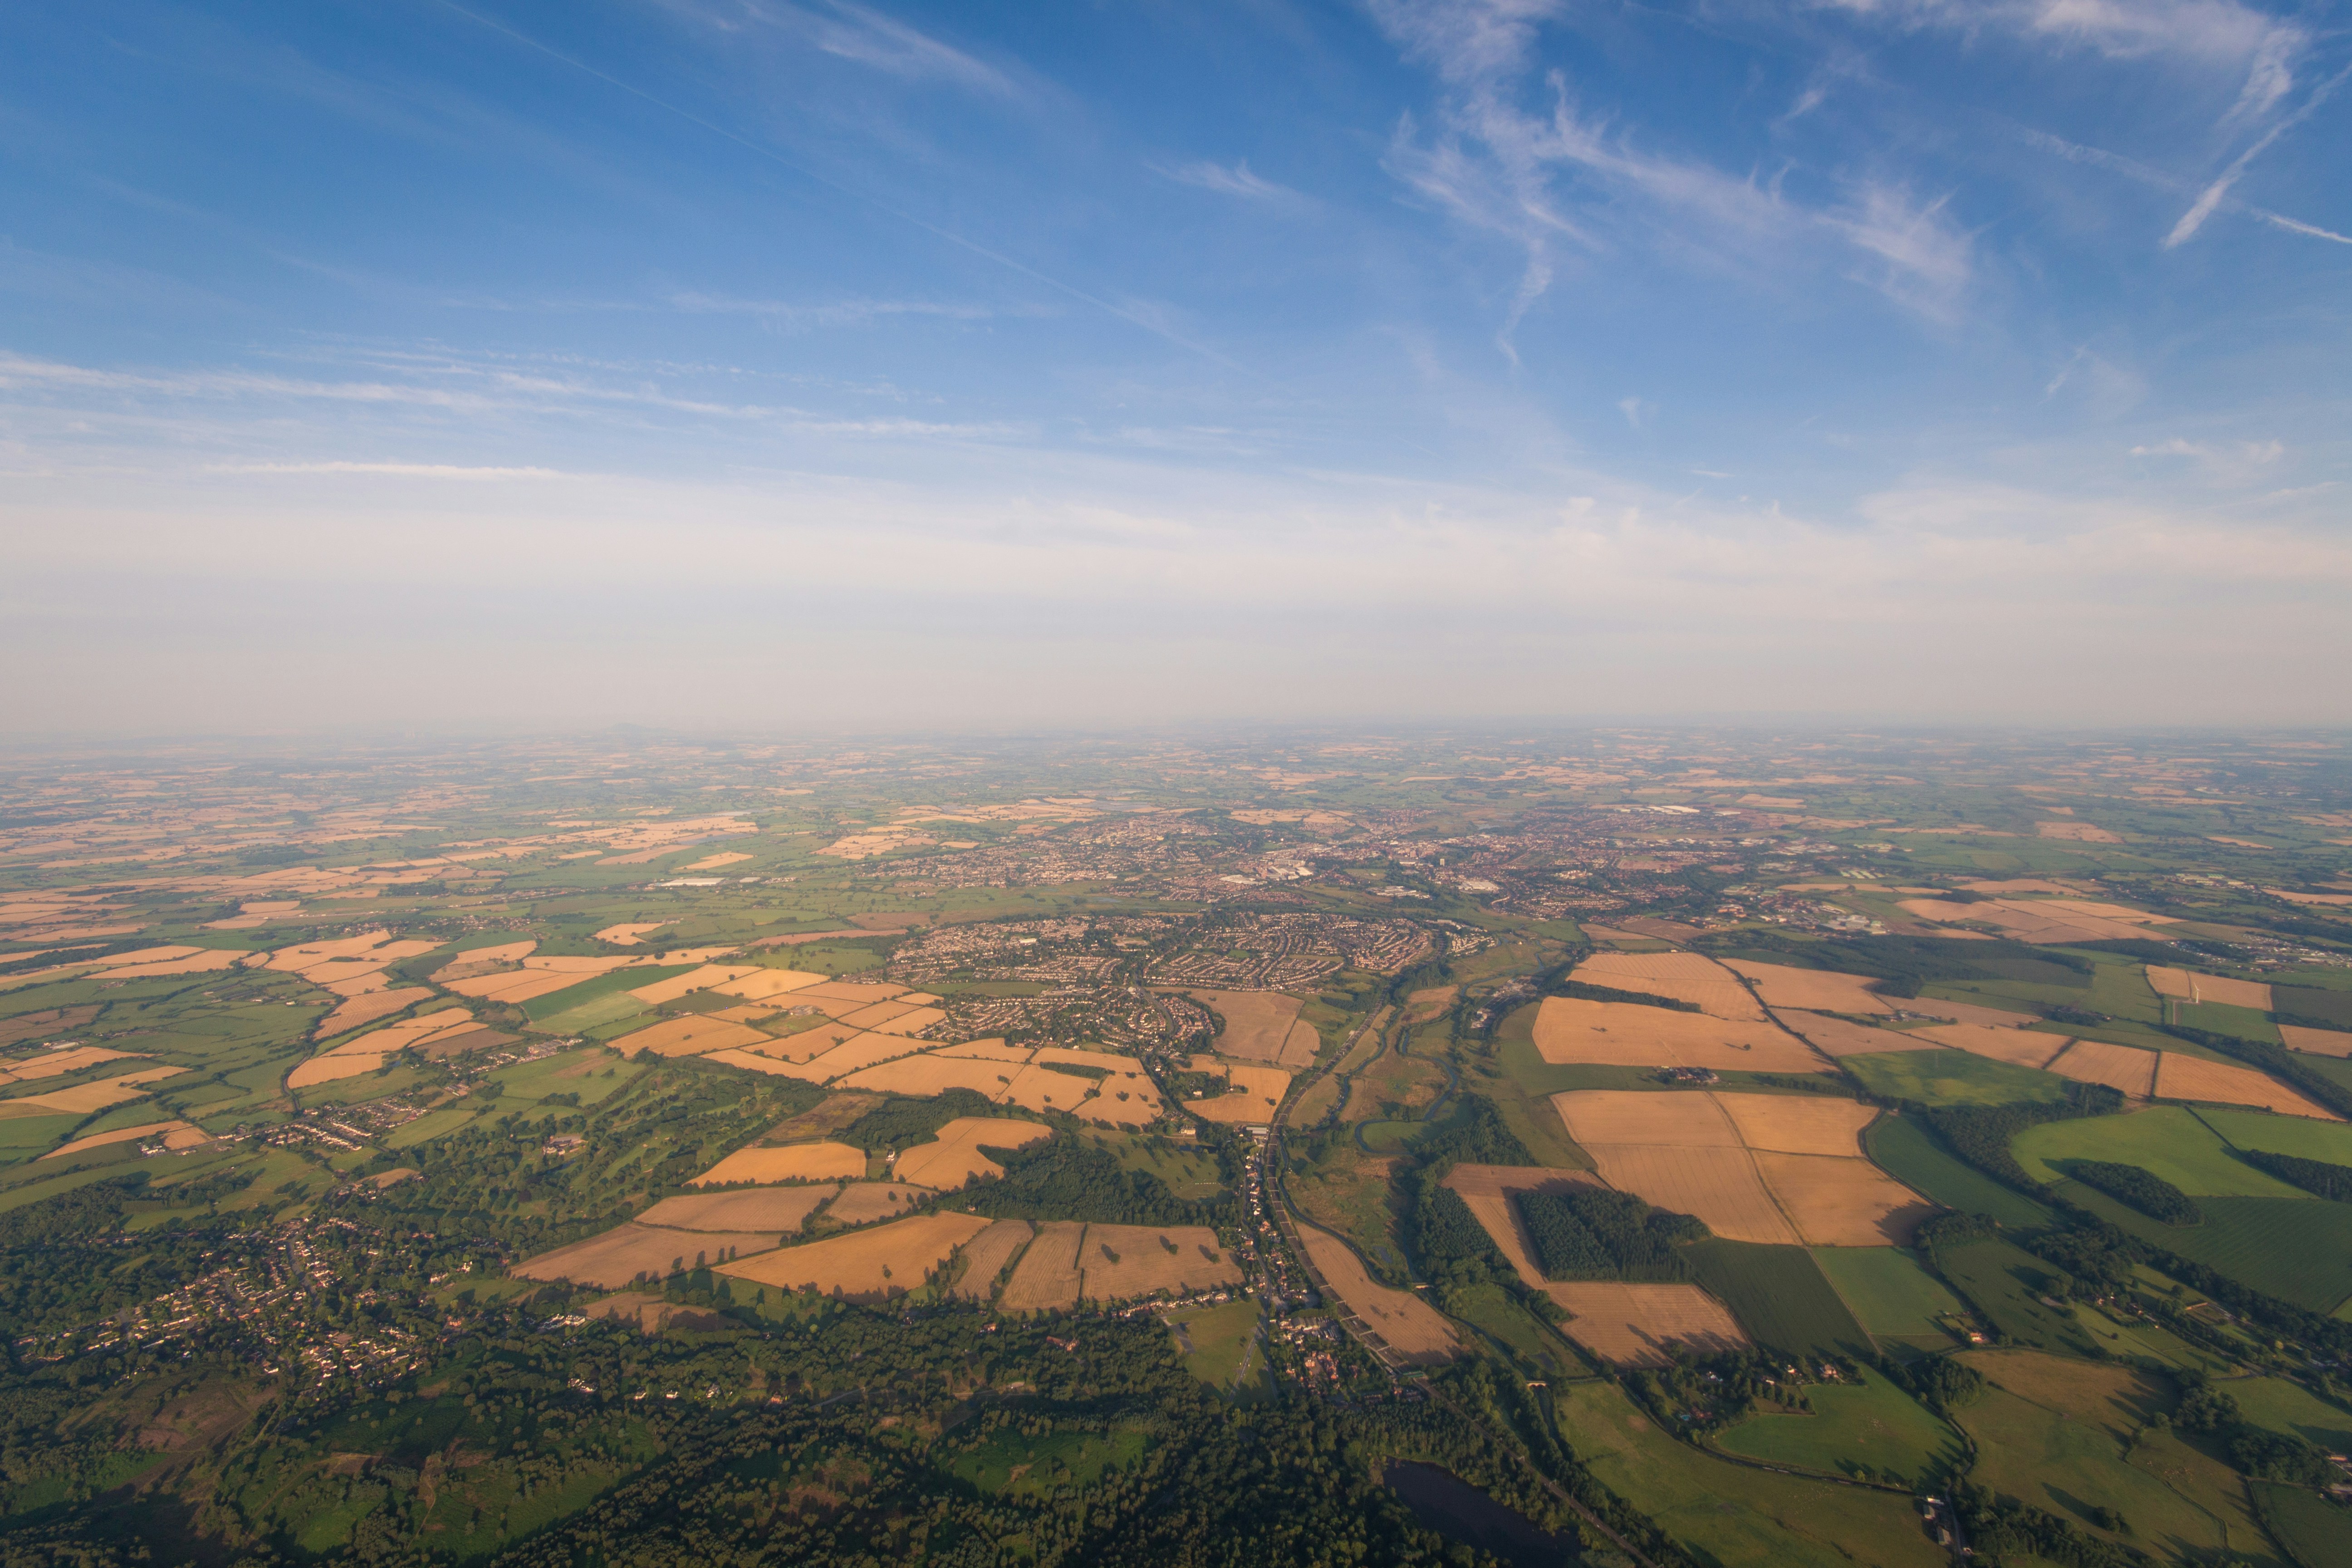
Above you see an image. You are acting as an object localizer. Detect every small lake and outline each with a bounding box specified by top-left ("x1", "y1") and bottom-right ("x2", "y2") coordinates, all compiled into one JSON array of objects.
[{"x1": 1382, "y1": 1460, "x2": 1581, "y2": 1566}]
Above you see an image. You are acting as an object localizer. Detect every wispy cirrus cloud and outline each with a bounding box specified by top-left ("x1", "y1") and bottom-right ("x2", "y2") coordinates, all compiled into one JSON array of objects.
[
  {"x1": 656, "y1": 0, "x2": 1018, "y2": 97},
  {"x1": 1155, "y1": 160, "x2": 1300, "y2": 202},
  {"x1": 1374, "y1": 0, "x2": 1972, "y2": 348}
]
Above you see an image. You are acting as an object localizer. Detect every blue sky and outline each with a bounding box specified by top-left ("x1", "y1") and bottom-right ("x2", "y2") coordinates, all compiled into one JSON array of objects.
[{"x1": 2, "y1": 0, "x2": 2347, "y2": 732}]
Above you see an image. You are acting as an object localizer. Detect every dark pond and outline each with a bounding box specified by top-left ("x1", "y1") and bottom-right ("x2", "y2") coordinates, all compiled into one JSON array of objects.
[{"x1": 1382, "y1": 1460, "x2": 1582, "y2": 1566}]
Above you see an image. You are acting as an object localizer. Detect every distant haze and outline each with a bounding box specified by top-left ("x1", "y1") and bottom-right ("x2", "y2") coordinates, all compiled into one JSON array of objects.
[{"x1": 3, "y1": 1, "x2": 2347, "y2": 732}]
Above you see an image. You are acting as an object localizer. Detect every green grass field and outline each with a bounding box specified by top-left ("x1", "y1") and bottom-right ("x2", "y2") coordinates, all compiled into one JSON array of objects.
[
  {"x1": 2013, "y1": 1107, "x2": 2313, "y2": 1197},
  {"x1": 1552, "y1": 1380, "x2": 1945, "y2": 1568},
  {"x1": 1165, "y1": 1298, "x2": 1270, "y2": 1399},
  {"x1": 1927, "y1": 1238, "x2": 2105, "y2": 1358},
  {"x1": 2228, "y1": 1376, "x2": 2352, "y2": 1455},
  {"x1": 2176, "y1": 1000, "x2": 2283, "y2": 1043},
  {"x1": 2060, "y1": 1186, "x2": 2352, "y2": 1315},
  {"x1": 1082, "y1": 1128, "x2": 1225, "y2": 1198},
  {"x1": 1682, "y1": 1240, "x2": 1872, "y2": 1359},
  {"x1": 1711, "y1": 1370, "x2": 1965, "y2": 1488},
  {"x1": 523, "y1": 963, "x2": 694, "y2": 1024},
  {"x1": 2195, "y1": 1107, "x2": 2352, "y2": 1164},
  {"x1": 531, "y1": 991, "x2": 654, "y2": 1036},
  {"x1": 1862, "y1": 1113, "x2": 2052, "y2": 1230},
  {"x1": 1840, "y1": 1048, "x2": 2069, "y2": 1107},
  {"x1": 2254, "y1": 1479, "x2": 2352, "y2": 1568},
  {"x1": 1447, "y1": 1282, "x2": 1578, "y2": 1381},
  {"x1": 948, "y1": 1424, "x2": 1152, "y2": 1495},
  {"x1": 1811, "y1": 1247, "x2": 1965, "y2": 1346},
  {"x1": 490, "y1": 1046, "x2": 642, "y2": 1107},
  {"x1": 1953, "y1": 1350, "x2": 2279, "y2": 1563}
]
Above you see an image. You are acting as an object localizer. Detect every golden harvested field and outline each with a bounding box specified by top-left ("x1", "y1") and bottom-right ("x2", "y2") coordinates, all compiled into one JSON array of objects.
[
  {"x1": 994, "y1": 1063, "x2": 1117, "y2": 1119},
  {"x1": 288, "y1": 1054, "x2": 381, "y2": 1088},
  {"x1": 1079, "y1": 1225, "x2": 1240, "y2": 1301},
  {"x1": 1897, "y1": 898, "x2": 2161, "y2": 945},
  {"x1": 2283, "y1": 1024, "x2": 2352, "y2": 1057},
  {"x1": 1531, "y1": 997, "x2": 1825, "y2": 1074},
  {"x1": 952, "y1": 1219, "x2": 1036, "y2": 1300},
  {"x1": 20, "y1": 1069, "x2": 182, "y2": 1115},
  {"x1": 1587, "y1": 1143, "x2": 1801, "y2": 1245},
  {"x1": 1552, "y1": 1089, "x2": 1743, "y2": 1147},
  {"x1": 867, "y1": 1006, "x2": 948, "y2": 1037},
  {"x1": 1771, "y1": 1010, "x2": 1931, "y2": 1057},
  {"x1": 892, "y1": 1116, "x2": 1053, "y2": 1187},
  {"x1": 1573, "y1": 953, "x2": 1765, "y2": 1020},
  {"x1": 703, "y1": 1048, "x2": 816, "y2": 1078},
  {"x1": 801, "y1": 1032, "x2": 927, "y2": 1081},
  {"x1": 684, "y1": 851, "x2": 753, "y2": 870},
  {"x1": 1187, "y1": 990, "x2": 1306, "y2": 1062},
  {"x1": 41, "y1": 1120, "x2": 206, "y2": 1161},
  {"x1": 611, "y1": 1016, "x2": 773, "y2": 1058},
  {"x1": 2145, "y1": 966, "x2": 2273, "y2": 1011},
  {"x1": 822, "y1": 1181, "x2": 937, "y2": 1228},
  {"x1": 799, "y1": 981, "x2": 908, "y2": 1005},
  {"x1": 1, "y1": 1044, "x2": 139, "y2": 1081},
  {"x1": 1548, "y1": 1282, "x2": 1749, "y2": 1367},
  {"x1": 517, "y1": 1222, "x2": 780, "y2": 1289},
  {"x1": 689, "y1": 1142, "x2": 868, "y2": 1186},
  {"x1": 1914, "y1": 998, "x2": 2043, "y2": 1028},
  {"x1": 719, "y1": 1212, "x2": 993, "y2": 1303},
  {"x1": 2156, "y1": 1054, "x2": 2340, "y2": 1120},
  {"x1": 638, "y1": 1186, "x2": 838, "y2": 1234},
  {"x1": 628, "y1": 964, "x2": 761, "y2": 1006},
  {"x1": 2043, "y1": 1041, "x2": 2158, "y2": 1098},
  {"x1": 1723, "y1": 961, "x2": 1895, "y2": 1015},
  {"x1": 1297, "y1": 1225, "x2": 1459, "y2": 1365},
  {"x1": 106, "y1": 949, "x2": 253, "y2": 979},
  {"x1": 1752, "y1": 1153, "x2": 1932, "y2": 1245},
  {"x1": 318, "y1": 986, "x2": 434, "y2": 1038},
  {"x1": 1716, "y1": 1094, "x2": 1877, "y2": 1156},
  {"x1": 715, "y1": 968, "x2": 827, "y2": 1001},
  {"x1": 745, "y1": 1024, "x2": 862, "y2": 1063},
  {"x1": 1000, "y1": 1220, "x2": 1088, "y2": 1311},
  {"x1": 838, "y1": 999, "x2": 922, "y2": 1029},
  {"x1": 840, "y1": 1054, "x2": 1020, "y2": 1100},
  {"x1": 593, "y1": 923, "x2": 665, "y2": 945},
  {"x1": 1440, "y1": 1164, "x2": 1605, "y2": 1287},
  {"x1": 1910, "y1": 1023, "x2": 2068, "y2": 1069},
  {"x1": 1185, "y1": 1055, "x2": 1291, "y2": 1124},
  {"x1": 931, "y1": 1039, "x2": 1034, "y2": 1063},
  {"x1": 1552, "y1": 1090, "x2": 1923, "y2": 1247}
]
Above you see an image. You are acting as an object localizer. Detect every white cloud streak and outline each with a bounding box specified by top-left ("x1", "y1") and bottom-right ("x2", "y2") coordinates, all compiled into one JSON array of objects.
[{"x1": 1156, "y1": 160, "x2": 1300, "y2": 202}]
